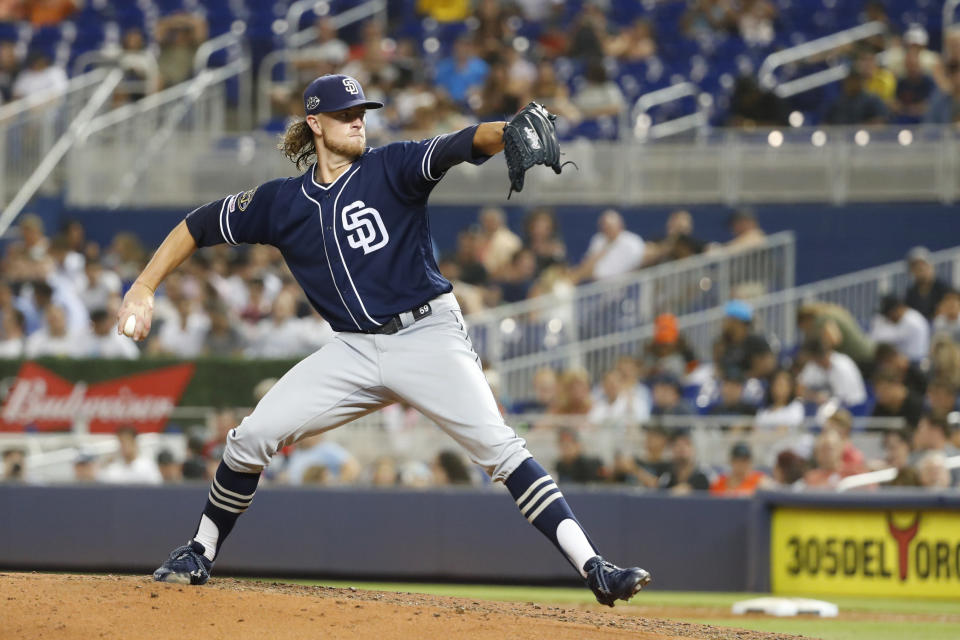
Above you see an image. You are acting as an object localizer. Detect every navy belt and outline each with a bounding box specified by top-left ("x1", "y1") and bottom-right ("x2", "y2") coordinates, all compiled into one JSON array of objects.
[{"x1": 368, "y1": 301, "x2": 433, "y2": 335}]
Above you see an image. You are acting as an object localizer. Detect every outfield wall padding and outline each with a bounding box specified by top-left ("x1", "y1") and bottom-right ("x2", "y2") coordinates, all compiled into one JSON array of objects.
[{"x1": 0, "y1": 485, "x2": 755, "y2": 590}]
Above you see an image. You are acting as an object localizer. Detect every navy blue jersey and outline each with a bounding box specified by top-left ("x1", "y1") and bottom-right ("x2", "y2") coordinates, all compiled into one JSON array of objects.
[{"x1": 185, "y1": 125, "x2": 490, "y2": 332}]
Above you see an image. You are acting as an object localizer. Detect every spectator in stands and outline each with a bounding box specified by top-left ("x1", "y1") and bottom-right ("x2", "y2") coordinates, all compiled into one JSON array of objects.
[
  {"x1": 73, "y1": 452, "x2": 98, "y2": 483},
  {"x1": 930, "y1": 334, "x2": 960, "y2": 391},
  {"x1": 98, "y1": 426, "x2": 163, "y2": 485},
  {"x1": 872, "y1": 368, "x2": 924, "y2": 429},
  {"x1": 434, "y1": 36, "x2": 488, "y2": 105},
  {"x1": 710, "y1": 368, "x2": 757, "y2": 416},
  {"x1": 644, "y1": 313, "x2": 696, "y2": 380},
  {"x1": 716, "y1": 300, "x2": 774, "y2": 380},
  {"x1": 606, "y1": 18, "x2": 657, "y2": 62},
  {"x1": 659, "y1": 429, "x2": 712, "y2": 495},
  {"x1": 572, "y1": 59, "x2": 625, "y2": 120},
  {"x1": 797, "y1": 338, "x2": 868, "y2": 409},
  {"x1": 0, "y1": 39, "x2": 19, "y2": 103},
  {"x1": 934, "y1": 289, "x2": 960, "y2": 343},
  {"x1": 157, "y1": 450, "x2": 183, "y2": 484},
  {"x1": 726, "y1": 208, "x2": 766, "y2": 249},
  {"x1": 154, "y1": 11, "x2": 208, "y2": 89},
  {"x1": 881, "y1": 430, "x2": 920, "y2": 487},
  {"x1": 103, "y1": 231, "x2": 147, "y2": 283},
  {"x1": 79, "y1": 308, "x2": 140, "y2": 359},
  {"x1": 417, "y1": 0, "x2": 470, "y2": 22},
  {"x1": 549, "y1": 368, "x2": 593, "y2": 417},
  {"x1": 797, "y1": 302, "x2": 875, "y2": 373},
  {"x1": 181, "y1": 433, "x2": 207, "y2": 481},
  {"x1": 531, "y1": 60, "x2": 580, "y2": 123},
  {"x1": 26, "y1": 0, "x2": 77, "y2": 26},
  {"x1": 432, "y1": 450, "x2": 473, "y2": 485},
  {"x1": 150, "y1": 295, "x2": 210, "y2": 358},
  {"x1": 302, "y1": 17, "x2": 349, "y2": 69},
  {"x1": 886, "y1": 24, "x2": 940, "y2": 81},
  {"x1": 824, "y1": 71, "x2": 888, "y2": 125},
  {"x1": 494, "y1": 247, "x2": 537, "y2": 303},
  {"x1": 870, "y1": 294, "x2": 930, "y2": 364},
  {"x1": 874, "y1": 342, "x2": 927, "y2": 396},
  {"x1": 710, "y1": 442, "x2": 767, "y2": 496},
  {"x1": 473, "y1": 57, "x2": 522, "y2": 119},
  {"x1": 727, "y1": 75, "x2": 787, "y2": 128},
  {"x1": 613, "y1": 355, "x2": 653, "y2": 418},
  {"x1": 11, "y1": 49, "x2": 67, "y2": 100},
  {"x1": 523, "y1": 207, "x2": 566, "y2": 275},
  {"x1": 737, "y1": 0, "x2": 776, "y2": 48},
  {"x1": 245, "y1": 290, "x2": 330, "y2": 358},
  {"x1": 649, "y1": 209, "x2": 707, "y2": 265},
  {"x1": 904, "y1": 247, "x2": 949, "y2": 321},
  {"x1": 452, "y1": 228, "x2": 488, "y2": 286},
  {"x1": 823, "y1": 407, "x2": 866, "y2": 476},
  {"x1": 918, "y1": 451, "x2": 953, "y2": 489},
  {"x1": 369, "y1": 455, "x2": 398, "y2": 486},
  {"x1": 925, "y1": 62, "x2": 960, "y2": 124},
  {"x1": 894, "y1": 43, "x2": 938, "y2": 123},
  {"x1": 204, "y1": 305, "x2": 245, "y2": 357},
  {"x1": 0, "y1": 308, "x2": 26, "y2": 358},
  {"x1": 2, "y1": 447, "x2": 26, "y2": 483},
  {"x1": 283, "y1": 434, "x2": 361, "y2": 486},
  {"x1": 802, "y1": 429, "x2": 847, "y2": 489},
  {"x1": 568, "y1": 3, "x2": 607, "y2": 60},
  {"x1": 650, "y1": 374, "x2": 694, "y2": 417},
  {"x1": 755, "y1": 368, "x2": 805, "y2": 430},
  {"x1": 911, "y1": 414, "x2": 960, "y2": 485},
  {"x1": 555, "y1": 427, "x2": 605, "y2": 484},
  {"x1": 3, "y1": 214, "x2": 52, "y2": 283},
  {"x1": 926, "y1": 377, "x2": 959, "y2": 422},
  {"x1": 25, "y1": 304, "x2": 83, "y2": 358},
  {"x1": 589, "y1": 366, "x2": 649, "y2": 428},
  {"x1": 854, "y1": 46, "x2": 896, "y2": 104},
  {"x1": 682, "y1": 0, "x2": 736, "y2": 39},
  {"x1": 771, "y1": 450, "x2": 807, "y2": 487},
  {"x1": 637, "y1": 425, "x2": 672, "y2": 484},
  {"x1": 78, "y1": 257, "x2": 122, "y2": 313},
  {"x1": 476, "y1": 206, "x2": 521, "y2": 280},
  {"x1": 576, "y1": 209, "x2": 645, "y2": 282},
  {"x1": 515, "y1": 367, "x2": 558, "y2": 414}
]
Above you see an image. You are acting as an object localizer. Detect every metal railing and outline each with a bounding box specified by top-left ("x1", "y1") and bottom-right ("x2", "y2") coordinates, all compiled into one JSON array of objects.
[
  {"x1": 0, "y1": 69, "x2": 124, "y2": 237},
  {"x1": 629, "y1": 81, "x2": 710, "y2": 141},
  {"x1": 0, "y1": 68, "x2": 111, "y2": 207},
  {"x1": 3, "y1": 413, "x2": 910, "y2": 484},
  {"x1": 758, "y1": 21, "x2": 887, "y2": 98},
  {"x1": 946, "y1": 1, "x2": 960, "y2": 31},
  {"x1": 464, "y1": 232, "x2": 795, "y2": 401},
  {"x1": 57, "y1": 124, "x2": 960, "y2": 208},
  {"x1": 66, "y1": 60, "x2": 250, "y2": 208}
]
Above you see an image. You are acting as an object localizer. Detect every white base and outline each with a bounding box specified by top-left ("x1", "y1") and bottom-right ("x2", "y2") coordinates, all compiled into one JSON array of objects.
[{"x1": 731, "y1": 597, "x2": 839, "y2": 618}]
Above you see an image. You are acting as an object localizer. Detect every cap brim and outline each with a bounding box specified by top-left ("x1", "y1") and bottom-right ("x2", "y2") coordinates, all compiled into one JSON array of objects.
[{"x1": 316, "y1": 98, "x2": 384, "y2": 113}]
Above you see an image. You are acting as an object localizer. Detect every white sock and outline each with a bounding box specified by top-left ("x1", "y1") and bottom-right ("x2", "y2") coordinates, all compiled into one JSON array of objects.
[
  {"x1": 556, "y1": 518, "x2": 598, "y2": 578},
  {"x1": 193, "y1": 514, "x2": 219, "y2": 562}
]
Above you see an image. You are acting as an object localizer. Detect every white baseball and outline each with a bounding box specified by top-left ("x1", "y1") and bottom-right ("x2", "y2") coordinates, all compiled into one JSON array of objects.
[{"x1": 123, "y1": 315, "x2": 137, "y2": 337}]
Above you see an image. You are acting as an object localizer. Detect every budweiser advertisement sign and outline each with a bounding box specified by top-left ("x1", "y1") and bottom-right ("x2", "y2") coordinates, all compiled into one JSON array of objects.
[{"x1": 0, "y1": 362, "x2": 195, "y2": 433}]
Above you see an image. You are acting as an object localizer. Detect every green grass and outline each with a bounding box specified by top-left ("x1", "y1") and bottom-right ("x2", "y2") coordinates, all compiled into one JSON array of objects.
[{"x1": 254, "y1": 579, "x2": 960, "y2": 640}]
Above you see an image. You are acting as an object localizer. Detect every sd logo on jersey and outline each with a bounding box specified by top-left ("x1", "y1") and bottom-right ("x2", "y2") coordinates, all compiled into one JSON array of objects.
[{"x1": 342, "y1": 200, "x2": 389, "y2": 254}]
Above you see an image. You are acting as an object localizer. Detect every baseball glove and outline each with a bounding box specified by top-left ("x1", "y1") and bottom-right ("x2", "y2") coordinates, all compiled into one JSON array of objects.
[{"x1": 502, "y1": 102, "x2": 574, "y2": 198}]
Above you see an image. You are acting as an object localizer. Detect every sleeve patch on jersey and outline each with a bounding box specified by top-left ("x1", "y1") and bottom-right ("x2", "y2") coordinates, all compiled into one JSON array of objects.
[
  {"x1": 227, "y1": 194, "x2": 237, "y2": 213},
  {"x1": 237, "y1": 187, "x2": 257, "y2": 212}
]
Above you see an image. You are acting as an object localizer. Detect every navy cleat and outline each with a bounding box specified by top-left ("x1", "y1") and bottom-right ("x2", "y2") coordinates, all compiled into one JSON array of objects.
[
  {"x1": 153, "y1": 541, "x2": 212, "y2": 585},
  {"x1": 583, "y1": 555, "x2": 651, "y2": 607}
]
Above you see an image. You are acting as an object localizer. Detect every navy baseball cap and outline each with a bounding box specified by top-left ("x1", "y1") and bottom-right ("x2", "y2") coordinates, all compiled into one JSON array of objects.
[{"x1": 303, "y1": 74, "x2": 383, "y2": 115}]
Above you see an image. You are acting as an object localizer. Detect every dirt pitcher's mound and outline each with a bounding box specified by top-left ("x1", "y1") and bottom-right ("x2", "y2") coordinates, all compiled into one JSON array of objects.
[{"x1": 0, "y1": 573, "x2": 803, "y2": 640}]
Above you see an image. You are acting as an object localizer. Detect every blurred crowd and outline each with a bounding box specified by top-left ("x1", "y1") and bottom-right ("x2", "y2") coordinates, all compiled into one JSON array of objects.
[
  {"x1": 0, "y1": 203, "x2": 758, "y2": 359},
  {"x1": 1, "y1": 0, "x2": 954, "y2": 134}
]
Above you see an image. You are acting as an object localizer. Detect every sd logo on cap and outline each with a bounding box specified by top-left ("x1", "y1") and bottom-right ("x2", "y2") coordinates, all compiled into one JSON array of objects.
[{"x1": 303, "y1": 74, "x2": 383, "y2": 115}]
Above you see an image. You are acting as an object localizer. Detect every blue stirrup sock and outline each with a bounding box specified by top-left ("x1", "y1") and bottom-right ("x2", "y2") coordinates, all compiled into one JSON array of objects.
[
  {"x1": 191, "y1": 461, "x2": 260, "y2": 561},
  {"x1": 505, "y1": 458, "x2": 599, "y2": 577}
]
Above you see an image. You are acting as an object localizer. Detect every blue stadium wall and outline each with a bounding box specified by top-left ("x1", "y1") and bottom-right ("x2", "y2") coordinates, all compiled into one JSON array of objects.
[{"x1": 19, "y1": 201, "x2": 960, "y2": 285}]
